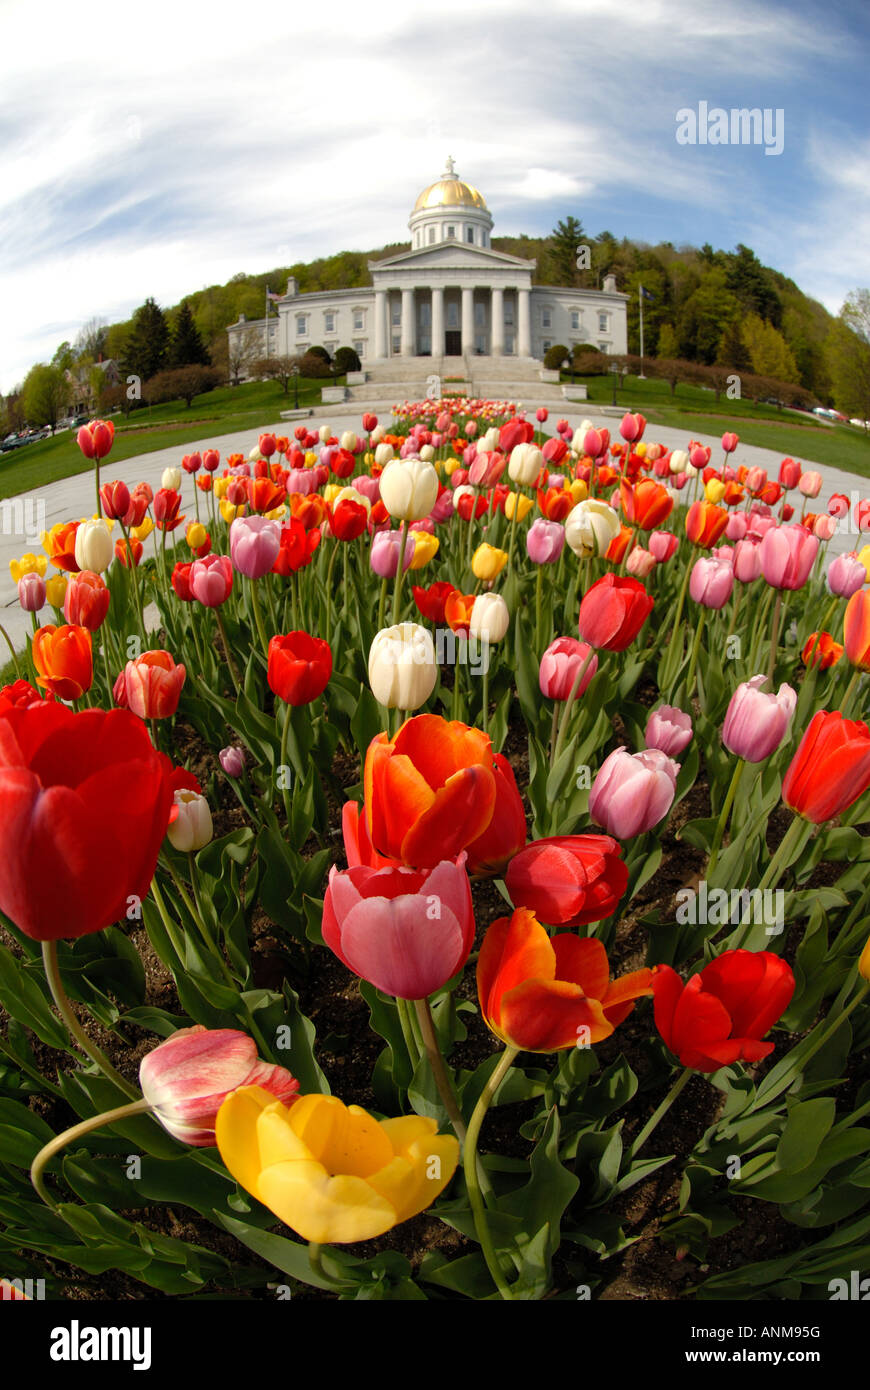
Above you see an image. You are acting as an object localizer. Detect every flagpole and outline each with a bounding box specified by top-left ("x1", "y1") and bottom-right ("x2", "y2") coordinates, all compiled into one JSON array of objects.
[
  {"x1": 638, "y1": 285, "x2": 645, "y2": 379},
  {"x1": 265, "y1": 286, "x2": 270, "y2": 359}
]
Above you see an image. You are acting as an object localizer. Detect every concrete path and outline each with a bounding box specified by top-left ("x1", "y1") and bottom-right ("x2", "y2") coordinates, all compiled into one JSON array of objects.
[{"x1": 2, "y1": 397, "x2": 867, "y2": 656}]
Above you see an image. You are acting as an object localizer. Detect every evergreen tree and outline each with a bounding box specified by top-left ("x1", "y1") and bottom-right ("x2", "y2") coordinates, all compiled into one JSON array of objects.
[
  {"x1": 726, "y1": 245, "x2": 782, "y2": 327},
  {"x1": 170, "y1": 302, "x2": 210, "y2": 367},
  {"x1": 717, "y1": 319, "x2": 751, "y2": 372},
  {"x1": 549, "y1": 216, "x2": 586, "y2": 286},
  {"x1": 124, "y1": 298, "x2": 170, "y2": 382}
]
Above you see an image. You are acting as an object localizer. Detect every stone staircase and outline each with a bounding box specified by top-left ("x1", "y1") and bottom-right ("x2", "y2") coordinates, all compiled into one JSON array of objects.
[{"x1": 346, "y1": 354, "x2": 571, "y2": 407}]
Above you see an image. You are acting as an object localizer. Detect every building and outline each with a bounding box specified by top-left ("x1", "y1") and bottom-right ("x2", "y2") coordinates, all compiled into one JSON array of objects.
[{"x1": 227, "y1": 160, "x2": 627, "y2": 371}]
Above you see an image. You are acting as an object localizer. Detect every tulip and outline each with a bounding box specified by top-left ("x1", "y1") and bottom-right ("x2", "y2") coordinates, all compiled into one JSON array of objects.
[
  {"x1": 829, "y1": 553, "x2": 866, "y2": 599},
  {"x1": 161, "y1": 467, "x2": 182, "y2": 492},
  {"x1": 526, "y1": 518, "x2": 565, "y2": 564},
  {"x1": 722, "y1": 675, "x2": 796, "y2": 762},
  {"x1": 844, "y1": 590, "x2": 870, "y2": 671},
  {"x1": 100, "y1": 480, "x2": 131, "y2": 521},
  {"x1": 219, "y1": 746, "x2": 245, "y2": 777},
  {"x1": 721, "y1": 432, "x2": 739, "y2": 454},
  {"x1": 798, "y1": 471, "x2": 822, "y2": 499},
  {"x1": 565, "y1": 499, "x2": 621, "y2": 558},
  {"x1": 505, "y1": 835, "x2": 627, "y2": 927},
  {"x1": 370, "y1": 529, "x2": 414, "y2": 579},
  {"x1": 760, "y1": 524, "x2": 819, "y2": 590},
  {"x1": 652, "y1": 951, "x2": 794, "y2": 1071},
  {"x1": 539, "y1": 638, "x2": 598, "y2": 702},
  {"x1": 230, "y1": 516, "x2": 282, "y2": 579},
  {"x1": 267, "y1": 631, "x2": 332, "y2": 706},
  {"x1": 166, "y1": 789, "x2": 213, "y2": 852},
  {"x1": 645, "y1": 705, "x2": 693, "y2": 757},
  {"x1": 620, "y1": 478, "x2": 673, "y2": 530},
  {"x1": 45, "y1": 573, "x2": 68, "y2": 609},
  {"x1": 171, "y1": 561, "x2": 194, "y2": 602},
  {"x1": 189, "y1": 554, "x2": 233, "y2": 607},
  {"x1": 9, "y1": 552, "x2": 48, "y2": 584},
  {"x1": 362, "y1": 715, "x2": 498, "y2": 869},
  {"x1": 469, "y1": 593, "x2": 509, "y2": 643},
  {"x1": 73, "y1": 519, "x2": 113, "y2": 573},
  {"x1": 733, "y1": 538, "x2": 762, "y2": 583},
  {"x1": 18, "y1": 573, "x2": 45, "y2": 612},
  {"x1": 782, "y1": 710, "x2": 870, "y2": 823},
  {"x1": 63, "y1": 570, "x2": 110, "y2": 631},
  {"x1": 578, "y1": 573, "x2": 654, "y2": 652},
  {"x1": 669, "y1": 449, "x2": 689, "y2": 475},
  {"x1": 216, "y1": 1087, "x2": 458, "y2": 1244},
  {"x1": 686, "y1": 500, "x2": 729, "y2": 548},
  {"x1": 379, "y1": 457, "x2": 439, "y2": 520},
  {"x1": 273, "y1": 519, "x2": 321, "y2": 575},
  {"x1": 444, "y1": 592, "x2": 475, "y2": 634},
  {"x1": 119, "y1": 650, "x2": 186, "y2": 720},
  {"x1": 140, "y1": 1026, "x2": 298, "y2": 1146},
  {"x1": 471, "y1": 544, "x2": 508, "y2": 582},
  {"x1": 368, "y1": 623, "x2": 437, "y2": 710},
  {"x1": 619, "y1": 412, "x2": 646, "y2": 444},
  {"x1": 589, "y1": 746, "x2": 678, "y2": 839},
  {"x1": 801, "y1": 632, "x2": 843, "y2": 669},
  {"x1": 408, "y1": 530, "x2": 439, "y2": 570},
  {"x1": 0, "y1": 703, "x2": 174, "y2": 940},
  {"x1": 413, "y1": 581, "x2": 458, "y2": 625},
  {"x1": 649, "y1": 530, "x2": 678, "y2": 563},
  {"x1": 690, "y1": 555, "x2": 734, "y2": 609},
  {"x1": 329, "y1": 498, "x2": 368, "y2": 542},
  {"x1": 323, "y1": 856, "x2": 474, "y2": 999},
  {"x1": 0, "y1": 679, "x2": 48, "y2": 714},
  {"x1": 32, "y1": 625, "x2": 93, "y2": 701},
  {"x1": 76, "y1": 419, "x2": 113, "y2": 460},
  {"x1": 478, "y1": 908, "x2": 653, "y2": 1052},
  {"x1": 507, "y1": 443, "x2": 544, "y2": 486},
  {"x1": 626, "y1": 546, "x2": 656, "y2": 579}
]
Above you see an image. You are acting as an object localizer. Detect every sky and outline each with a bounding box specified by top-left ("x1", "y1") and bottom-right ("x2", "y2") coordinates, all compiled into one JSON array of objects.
[{"x1": 1, "y1": 0, "x2": 869, "y2": 391}]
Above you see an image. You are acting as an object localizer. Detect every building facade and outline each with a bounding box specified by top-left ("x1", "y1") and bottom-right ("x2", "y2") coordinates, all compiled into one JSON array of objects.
[{"x1": 228, "y1": 160, "x2": 627, "y2": 369}]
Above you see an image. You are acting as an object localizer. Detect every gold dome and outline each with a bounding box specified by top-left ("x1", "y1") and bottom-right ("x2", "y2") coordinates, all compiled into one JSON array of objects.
[{"x1": 413, "y1": 162, "x2": 488, "y2": 212}]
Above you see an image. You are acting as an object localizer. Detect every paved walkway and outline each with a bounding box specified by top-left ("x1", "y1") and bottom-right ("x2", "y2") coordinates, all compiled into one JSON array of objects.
[{"x1": 2, "y1": 398, "x2": 867, "y2": 655}]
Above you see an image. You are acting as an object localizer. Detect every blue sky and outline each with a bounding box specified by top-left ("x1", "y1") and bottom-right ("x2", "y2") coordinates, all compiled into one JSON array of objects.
[{"x1": 1, "y1": 0, "x2": 868, "y2": 390}]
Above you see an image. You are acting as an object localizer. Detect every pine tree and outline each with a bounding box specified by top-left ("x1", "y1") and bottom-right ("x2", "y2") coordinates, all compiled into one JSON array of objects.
[
  {"x1": 549, "y1": 217, "x2": 586, "y2": 286},
  {"x1": 170, "y1": 302, "x2": 210, "y2": 367},
  {"x1": 124, "y1": 298, "x2": 170, "y2": 382}
]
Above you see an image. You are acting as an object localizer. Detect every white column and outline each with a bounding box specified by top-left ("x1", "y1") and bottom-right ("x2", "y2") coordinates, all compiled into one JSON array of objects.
[
  {"x1": 518, "y1": 285, "x2": 532, "y2": 357},
  {"x1": 401, "y1": 287, "x2": 415, "y2": 357},
  {"x1": 374, "y1": 288, "x2": 386, "y2": 358},
  {"x1": 491, "y1": 286, "x2": 504, "y2": 356},
  {"x1": 461, "y1": 285, "x2": 474, "y2": 354},
  {"x1": 431, "y1": 286, "x2": 444, "y2": 357}
]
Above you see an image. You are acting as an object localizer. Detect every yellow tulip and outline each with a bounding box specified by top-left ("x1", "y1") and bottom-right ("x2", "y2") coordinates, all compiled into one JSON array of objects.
[
  {"x1": 304, "y1": 450, "x2": 318, "y2": 468},
  {"x1": 567, "y1": 478, "x2": 588, "y2": 504},
  {"x1": 45, "y1": 573, "x2": 68, "y2": 609},
  {"x1": 857, "y1": 545, "x2": 870, "y2": 582},
  {"x1": 472, "y1": 543, "x2": 508, "y2": 581},
  {"x1": 504, "y1": 491, "x2": 533, "y2": 521},
  {"x1": 9, "y1": 553, "x2": 48, "y2": 584},
  {"x1": 132, "y1": 517, "x2": 154, "y2": 542},
  {"x1": 442, "y1": 456, "x2": 460, "y2": 477},
  {"x1": 264, "y1": 504, "x2": 287, "y2": 522},
  {"x1": 323, "y1": 483, "x2": 342, "y2": 506},
  {"x1": 213, "y1": 476, "x2": 231, "y2": 500},
  {"x1": 705, "y1": 479, "x2": 726, "y2": 505},
  {"x1": 186, "y1": 521, "x2": 209, "y2": 551},
  {"x1": 409, "y1": 530, "x2": 439, "y2": 570},
  {"x1": 216, "y1": 1088, "x2": 458, "y2": 1244},
  {"x1": 636, "y1": 442, "x2": 647, "y2": 458},
  {"x1": 220, "y1": 499, "x2": 247, "y2": 524}
]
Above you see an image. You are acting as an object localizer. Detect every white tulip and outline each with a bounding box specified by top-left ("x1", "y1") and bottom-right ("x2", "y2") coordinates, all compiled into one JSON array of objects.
[
  {"x1": 166, "y1": 790, "x2": 213, "y2": 852},
  {"x1": 564, "y1": 499, "x2": 621, "y2": 558},
  {"x1": 419, "y1": 444, "x2": 435, "y2": 462},
  {"x1": 333, "y1": 485, "x2": 370, "y2": 514},
  {"x1": 480, "y1": 427, "x2": 500, "y2": 452},
  {"x1": 340, "y1": 430, "x2": 357, "y2": 451},
  {"x1": 368, "y1": 623, "x2": 437, "y2": 710},
  {"x1": 469, "y1": 592, "x2": 509, "y2": 643},
  {"x1": 247, "y1": 448, "x2": 262, "y2": 464},
  {"x1": 370, "y1": 425, "x2": 386, "y2": 445},
  {"x1": 379, "y1": 457, "x2": 439, "y2": 521},
  {"x1": 161, "y1": 467, "x2": 182, "y2": 491},
  {"x1": 374, "y1": 442, "x2": 394, "y2": 468},
  {"x1": 508, "y1": 443, "x2": 543, "y2": 486},
  {"x1": 318, "y1": 424, "x2": 331, "y2": 443},
  {"x1": 571, "y1": 420, "x2": 595, "y2": 453},
  {"x1": 452, "y1": 484, "x2": 475, "y2": 508},
  {"x1": 669, "y1": 450, "x2": 689, "y2": 475},
  {"x1": 685, "y1": 463, "x2": 699, "y2": 478},
  {"x1": 74, "y1": 518, "x2": 113, "y2": 572}
]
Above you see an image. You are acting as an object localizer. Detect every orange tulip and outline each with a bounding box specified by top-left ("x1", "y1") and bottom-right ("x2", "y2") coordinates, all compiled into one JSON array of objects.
[
  {"x1": 619, "y1": 478, "x2": 673, "y2": 530},
  {"x1": 43, "y1": 522, "x2": 81, "y2": 574},
  {"x1": 32, "y1": 624, "x2": 93, "y2": 700},
  {"x1": 290, "y1": 494, "x2": 328, "y2": 530},
  {"x1": 605, "y1": 523, "x2": 634, "y2": 563},
  {"x1": 115, "y1": 536, "x2": 143, "y2": 568},
  {"x1": 444, "y1": 591, "x2": 476, "y2": 634},
  {"x1": 363, "y1": 714, "x2": 497, "y2": 868},
  {"x1": 537, "y1": 487, "x2": 574, "y2": 522},
  {"x1": 801, "y1": 631, "x2": 843, "y2": 669},
  {"x1": 844, "y1": 590, "x2": 870, "y2": 671},
  {"x1": 477, "y1": 908, "x2": 654, "y2": 1052},
  {"x1": 685, "y1": 500, "x2": 730, "y2": 548},
  {"x1": 723, "y1": 482, "x2": 745, "y2": 506}
]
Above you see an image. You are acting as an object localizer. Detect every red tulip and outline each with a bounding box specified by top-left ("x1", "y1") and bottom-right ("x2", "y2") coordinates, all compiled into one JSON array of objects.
[
  {"x1": 652, "y1": 951, "x2": 794, "y2": 1071},
  {"x1": 63, "y1": 571, "x2": 110, "y2": 631},
  {"x1": 464, "y1": 753, "x2": 527, "y2": 878},
  {"x1": 272, "y1": 519, "x2": 321, "y2": 574},
  {"x1": 329, "y1": 498, "x2": 368, "y2": 542},
  {"x1": 577, "y1": 573, "x2": 654, "y2": 652},
  {"x1": 267, "y1": 631, "x2": 332, "y2": 706},
  {"x1": 413, "y1": 580, "x2": 458, "y2": 624},
  {"x1": 505, "y1": 835, "x2": 627, "y2": 927},
  {"x1": 100, "y1": 480, "x2": 131, "y2": 521},
  {"x1": 171, "y1": 561, "x2": 194, "y2": 601},
  {"x1": 844, "y1": 590, "x2": 870, "y2": 671},
  {"x1": 0, "y1": 703, "x2": 174, "y2": 940},
  {"x1": 118, "y1": 650, "x2": 186, "y2": 720},
  {"x1": 782, "y1": 710, "x2": 870, "y2": 824}
]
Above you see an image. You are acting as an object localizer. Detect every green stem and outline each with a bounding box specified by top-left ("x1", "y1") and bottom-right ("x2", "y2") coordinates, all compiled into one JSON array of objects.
[
  {"x1": 631, "y1": 1067, "x2": 692, "y2": 1156},
  {"x1": 481, "y1": 659, "x2": 490, "y2": 740},
  {"x1": 280, "y1": 700, "x2": 296, "y2": 827},
  {"x1": 684, "y1": 606, "x2": 707, "y2": 702},
  {"x1": 0, "y1": 623, "x2": 21, "y2": 677},
  {"x1": 391, "y1": 520, "x2": 409, "y2": 625},
  {"x1": 464, "y1": 1046, "x2": 518, "y2": 1300},
  {"x1": 324, "y1": 543, "x2": 340, "y2": 642},
  {"x1": 41, "y1": 942, "x2": 139, "y2": 1099},
  {"x1": 797, "y1": 981, "x2": 870, "y2": 1073},
  {"x1": 708, "y1": 759, "x2": 745, "y2": 876},
  {"x1": 307, "y1": 1241, "x2": 355, "y2": 1290},
  {"x1": 552, "y1": 647, "x2": 595, "y2": 768},
  {"x1": 841, "y1": 668, "x2": 862, "y2": 718},
  {"x1": 534, "y1": 564, "x2": 543, "y2": 651},
  {"x1": 396, "y1": 997, "x2": 421, "y2": 1070},
  {"x1": 767, "y1": 590, "x2": 783, "y2": 683},
  {"x1": 413, "y1": 998, "x2": 467, "y2": 1146},
  {"x1": 31, "y1": 1099, "x2": 151, "y2": 1209},
  {"x1": 250, "y1": 577, "x2": 271, "y2": 657},
  {"x1": 215, "y1": 608, "x2": 242, "y2": 688},
  {"x1": 376, "y1": 574, "x2": 388, "y2": 635}
]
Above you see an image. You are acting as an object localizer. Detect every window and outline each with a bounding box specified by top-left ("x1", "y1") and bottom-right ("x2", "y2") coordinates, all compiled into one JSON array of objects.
[
  {"x1": 598, "y1": 313, "x2": 608, "y2": 332},
  {"x1": 598, "y1": 341, "x2": 608, "y2": 352},
  {"x1": 543, "y1": 340, "x2": 552, "y2": 353},
  {"x1": 391, "y1": 302, "x2": 401, "y2": 326},
  {"x1": 475, "y1": 334, "x2": 486, "y2": 354},
  {"x1": 542, "y1": 308, "x2": 552, "y2": 329},
  {"x1": 446, "y1": 301, "x2": 459, "y2": 329},
  {"x1": 571, "y1": 311, "x2": 580, "y2": 331},
  {"x1": 466, "y1": 227, "x2": 474, "y2": 244},
  {"x1": 420, "y1": 302, "x2": 431, "y2": 327},
  {"x1": 392, "y1": 335, "x2": 401, "y2": 354},
  {"x1": 325, "y1": 312, "x2": 336, "y2": 333},
  {"x1": 353, "y1": 340, "x2": 364, "y2": 356},
  {"x1": 504, "y1": 302, "x2": 515, "y2": 326},
  {"x1": 428, "y1": 227, "x2": 436, "y2": 244},
  {"x1": 296, "y1": 315, "x2": 307, "y2": 335},
  {"x1": 482, "y1": 232, "x2": 487, "y2": 246},
  {"x1": 353, "y1": 311, "x2": 364, "y2": 331},
  {"x1": 447, "y1": 225, "x2": 455, "y2": 239},
  {"x1": 475, "y1": 301, "x2": 485, "y2": 327},
  {"x1": 505, "y1": 334, "x2": 515, "y2": 354}
]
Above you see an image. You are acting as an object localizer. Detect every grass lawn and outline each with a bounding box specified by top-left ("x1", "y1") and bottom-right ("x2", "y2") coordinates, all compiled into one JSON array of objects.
[
  {"x1": 0, "y1": 377, "x2": 341, "y2": 501},
  {"x1": 566, "y1": 373, "x2": 870, "y2": 477}
]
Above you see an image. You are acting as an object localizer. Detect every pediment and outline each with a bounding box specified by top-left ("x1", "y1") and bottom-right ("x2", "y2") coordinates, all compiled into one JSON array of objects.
[{"x1": 370, "y1": 243, "x2": 534, "y2": 274}]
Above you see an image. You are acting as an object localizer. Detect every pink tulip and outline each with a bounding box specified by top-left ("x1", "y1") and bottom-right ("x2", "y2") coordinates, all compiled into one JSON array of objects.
[
  {"x1": 721, "y1": 432, "x2": 739, "y2": 454},
  {"x1": 370, "y1": 528, "x2": 415, "y2": 578},
  {"x1": 219, "y1": 746, "x2": 246, "y2": 777},
  {"x1": 690, "y1": 444, "x2": 711, "y2": 469},
  {"x1": 17, "y1": 574, "x2": 45, "y2": 612},
  {"x1": 322, "y1": 857, "x2": 474, "y2": 1000},
  {"x1": 828, "y1": 552, "x2": 866, "y2": 598},
  {"x1": 536, "y1": 407, "x2": 548, "y2": 423},
  {"x1": 539, "y1": 637, "x2": 598, "y2": 700},
  {"x1": 465, "y1": 420, "x2": 478, "y2": 439},
  {"x1": 589, "y1": 747, "x2": 678, "y2": 839},
  {"x1": 626, "y1": 547, "x2": 657, "y2": 579},
  {"x1": 733, "y1": 538, "x2": 762, "y2": 583},
  {"x1": 779, "y1": 457, "x2": 800, "y2": 489},
  {"x1": 229, "y1": 516, "x2": 281, "y2": 579},
  {"x1": 285, "y1": 468, "x2": 320, "y2": 495},
  {"x1": 139, "y1": 1026, "x2": 298, "y2": 1146},
  {"x1": 527, "y1": 518, "x2": 566, "y2": 564},
  {"x1": 798, "y1": 471, "x2": 822, "y2": 499},
  {"x1": 649, "y1": 530, "x2": 679, "y2": 563},
  {"x1": 726, "y1": 511, "x2": 749, "y2": 541},
  {"x1": 690, "y1": 555, "x2": 734, "y2": 609},
  {"x1": 543, "y1": 437, "x2": 569, "y2": 465},
  {"x1": 354, "y1": 475, "x2": 381, "y2": 504},
  {"x1": 759, "y1": 524, "x2": 819, "y2": 590},
  {"x1": 430, "y1": 490, "x2": 455, "y2": 524},
  {"x1": 712, "y1": 545, "x2": 734, "y2": 567},
  {"x1": 745, "y1": 466, "x2": 768, "y2": 493},
  {"x1": 722, "y1": 675, "x2": 796, "y2": 762},
  {"x1": 645, "y1": 705, "x2": 693, "y2": 757},
  {"x1": 747, "y1": 511, "x2": 776, "y2": 542},
  {"x1": 190, "y1": 554, "x2": 233, "y2": 607},
  {"x1": 813, "y1": 514, "x2": 836, "y2": 541},
  {"x1": 620, "y1": 413, "x2": 646, "y2": 444},
  {"x1": 469, "y1": 451, "x2": 506, "y2": 487}
]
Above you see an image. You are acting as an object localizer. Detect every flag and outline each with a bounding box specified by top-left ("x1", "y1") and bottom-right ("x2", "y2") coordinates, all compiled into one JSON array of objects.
[
  {"x1": 639, "y1": 286, "x2": 655, "y2": 302},
  {"x1": 266, "y1": 289, "x2": 281, "y2": 302}
]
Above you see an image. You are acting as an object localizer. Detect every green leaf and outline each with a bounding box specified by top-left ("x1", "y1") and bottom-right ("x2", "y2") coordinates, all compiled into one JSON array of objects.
[{"x1": 0, "y1": 943, "x2": 68, "y2": 1048}]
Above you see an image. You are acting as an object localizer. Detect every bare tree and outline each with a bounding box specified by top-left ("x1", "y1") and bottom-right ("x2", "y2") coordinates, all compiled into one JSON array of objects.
[
  {"x1": 228, "y1": 326, "x2": 265, "y2": 385},
  {"x1": 251, "y1": 354, "x2": 305, "y2": 395},
  {"x1": 74, "y1": 316, "x2": 109, "y2": 360}
]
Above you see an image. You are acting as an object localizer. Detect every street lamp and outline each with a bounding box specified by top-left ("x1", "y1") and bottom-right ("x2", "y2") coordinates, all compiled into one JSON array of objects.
[
  {"x1": 290, "y1": 362, "x2": 299, "y2": 409},
  {"x1": 610, "y1": 363, "x2": 619, "y2": 406}
]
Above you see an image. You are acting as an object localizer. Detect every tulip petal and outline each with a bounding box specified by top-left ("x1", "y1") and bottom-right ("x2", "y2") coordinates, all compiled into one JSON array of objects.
[
  {"x1": 367, "y1": 1132, "x2": 459, "y2": 1223},
  {"x1": 400, "y1": 764, "x2": 496, "y2": 868},
  {"x1": 290, "y1": 1095, "x2": 395, "y2": 1179},
  {"x1": 551, "y1": 933, "x2": 609, "y2": 998},
  {"x1": 215, "y1": 1086, "x2": 277, "y2": 1199},
  {"x1": 477, "y1": 910, "x2": 555, "y2": 1030},
  {"x1": 258, "y1": 1162, "x2": 397, "y2": 1243},
  {"x1": 498, "y1": 978, "x2": 612, "y2": 1051}
]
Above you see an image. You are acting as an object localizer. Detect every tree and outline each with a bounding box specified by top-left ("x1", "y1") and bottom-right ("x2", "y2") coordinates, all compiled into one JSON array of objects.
[
  {"x1": 741, "y1": 314, "x2": 799, "y2": 383},
  {"x1": 299, "y1": 351, "x2": 332, "y2": 379},
  {"x1": 75, "y1": 317, "x2": 109, "y2": 360},
  {"x1": 124, "y1": 298, "x2": 170, "y2": 382},
  {"x1": 51, "y1": 341, "x2": 75, "y2": 372},
  {"x1": 20, "y1": 364, "x2": 71, "y2": 431},
  {"x1": 307, "y1": 345, "x2": 331, "y2": 365},
  {"x1": 333, "y1": 346, "x2": 361, "y2": 374},
  {"x1": 252, "y1": 355, "x2": 304, "y2": 395},
  {"x1": 144, "y1": 365, "x2": 222, "y2": 408},
  {"x1": 228, "y1": 327, "x2": 264, "y2": 385},
  {"x1": 543, "y1": 344, "x2": 571, "y2": 370},
  {"x1": 826, "y1": 290, "x2": 870, "y2": 422},
  {"x1": 716, "y1": 319, "x2": 751, "y2": 372},
  {"x1": 549, "y1": 216, "x2": 586, "y2": 287},
  {"x1": 656, "y1": 324, "x2": 678, "y2": 359},
  {"x1": 169, "y1": 302, "x2": 210, "y2": 368},
  {"x1": 726, "y1": 244, "x2": 782, "y2": 326}
]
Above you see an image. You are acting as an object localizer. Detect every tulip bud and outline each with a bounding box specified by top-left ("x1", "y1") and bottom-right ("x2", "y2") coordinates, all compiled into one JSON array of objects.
[
  {"x1": 161, "y1": 467, "x2": 181, "y2": 492},
  {"x1": 166, "y1": 790, "x2": 213, "y2": 852},
  {"x1": 722, "y1": 675, "x2": 796, "y2": 762},
  {"x1": 472, "y1": 543, "x2": 508, "y2": 581},
  {"x1": 74, "y1": 519, "x2": 113, "y2": 573},
  {"x1": 368, "y1": 622, "x2": 437, "y2": 710},
  {"x1": 379, "y1": 458, "x2": 439, "y2": 521},
  {"x1": 589, "y1": 746, "x2": 677, "y2": 839},
  {"x1": 645, "y1": 705, "x2": 693, "y2": 757},
  {"x1": 508, "y1": 443, "x2": 543, "y2": 486},
  {"x1": 219, "y1": 745, "x2": 246, "y2": 777},
  {"x1": 669, "y1": 450, "x2": 689, "y2": 475},
  {"x1": 469, "y1": 592, "x2": 509, "y2": 643},
  {"x1": 828, "y1": 552, "x2": 866, "y2": 598},
  {"x1": 18, "y1": 573, "x2": 46, "y2": 612}
]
